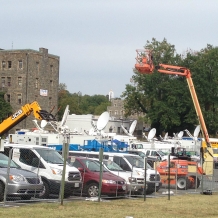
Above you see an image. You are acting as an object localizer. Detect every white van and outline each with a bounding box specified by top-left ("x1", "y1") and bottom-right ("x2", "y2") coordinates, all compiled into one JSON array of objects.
[
  {"x1": 67, "y1": 151, "x2": 162, "y2": 195},
  {"x1": 3, "y1": 144, "x2": 82, "y2": 198}
]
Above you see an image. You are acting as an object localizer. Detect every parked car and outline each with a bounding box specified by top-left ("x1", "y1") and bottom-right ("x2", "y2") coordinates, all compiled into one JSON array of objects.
[
  {"x1": 0, "y1": 153, "x2": 43, "y2": 201},
  {"x1": 68, "y1": 156, "x2": 127, "y2": 197},
  {"x1": 3, "y1": 144, "x2": 82, "y2": 199},
  {"x1": 90, "y1": 158, "x2": 146, "y2": 195}
]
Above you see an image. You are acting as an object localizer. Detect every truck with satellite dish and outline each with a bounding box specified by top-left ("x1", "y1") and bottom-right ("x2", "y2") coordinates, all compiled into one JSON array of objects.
[
  {"x1": 1, "y1": 102, "x2": 82, "y2": 199},
  {"x1": 134, "y1": 49, "x2": 214, "y2": 191}
]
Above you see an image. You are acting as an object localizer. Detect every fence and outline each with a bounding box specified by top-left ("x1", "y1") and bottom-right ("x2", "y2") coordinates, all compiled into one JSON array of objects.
[{"x1": 1, "y1": 147, "x2": 218, "y2": 205}]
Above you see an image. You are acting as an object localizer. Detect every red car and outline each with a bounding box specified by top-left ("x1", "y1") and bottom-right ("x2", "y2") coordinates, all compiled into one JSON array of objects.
[{"x1": 69, "y1": 156, "x2": 127, "y2": 197}]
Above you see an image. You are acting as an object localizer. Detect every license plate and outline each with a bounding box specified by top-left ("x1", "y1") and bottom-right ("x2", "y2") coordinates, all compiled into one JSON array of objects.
[
  {"x1": 75, "y1": 183, "x2": 79, "y2": 187},
  {"x1": 155, "y1": 183, "x2": 159, "y2": 186}
]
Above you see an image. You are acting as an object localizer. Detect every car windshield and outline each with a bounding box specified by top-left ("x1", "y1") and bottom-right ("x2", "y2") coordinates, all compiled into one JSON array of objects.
[
  {"x1": 103, "y1": 160, "x2": 124, "y2": 171},
  {"x1": 158, "y1": 150, "x2": 166, "y2": 156},
  {"x1": 35, "y1": 148, "x2": 64, "y2": 164},
  {"x1": 125, "y1": 156, "x2": 152, "y2": 169},
  {"x1": 0, "y1": 153, "x2": 20, "y2": 168},
  {"x1": 81, "y1": 159, "x2": 108, "y2": 172}
]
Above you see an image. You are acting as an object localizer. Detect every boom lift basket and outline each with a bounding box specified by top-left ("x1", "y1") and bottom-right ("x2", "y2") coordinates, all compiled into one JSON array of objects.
[{"x1": 135, "y1": 49, "x2": 154, "y2": 74}]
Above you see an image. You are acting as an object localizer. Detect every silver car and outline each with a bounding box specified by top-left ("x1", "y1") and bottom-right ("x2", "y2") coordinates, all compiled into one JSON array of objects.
[{"x1": 0, "y1": 153, "x2": 43, "y2": 201}]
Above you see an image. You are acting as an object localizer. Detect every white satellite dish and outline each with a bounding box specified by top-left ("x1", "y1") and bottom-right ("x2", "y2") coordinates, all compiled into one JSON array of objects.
[
  {"x1": 164, "y1": 132, "x2": 168, "y2": 140},
  {"x1": 121, "y1": 125, "x2": 130, "y2": 136},
  {"x1": 193, "y1": 125, "x2": 201, "y2": 138},
  {"x1": 60, "y1": 105, "x2": 69, "y2": 128},
  {"x1": 89, "y1": 128, "x2": 95, "y2": 136},
  {"x1": 177, "y1": 131, "x2": 184, "y2": 138},
  {"x1": 97, "y1": 112, "x2": 109, "y2": 131},
  {"x1": 129, "y1": 120, "x2": 137, "y2": 135},
  {"x1": 41, "y1": 120, "x2": 48, "y2": 128},
  {"x1": 148, "y1": 128, "x2": 156, "y2": 140},
  {"x1": 32, "y1": 120, "x2": 43, "y2": 131}
]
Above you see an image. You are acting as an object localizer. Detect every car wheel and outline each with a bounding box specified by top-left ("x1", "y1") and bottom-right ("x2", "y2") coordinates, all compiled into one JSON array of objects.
[
  {"x1": 86, "y1": 183, "x2": 99, "y2": 197},
  {"x1": 39, "y1": 180, "x2": 50, "y2": 199},
  {"x1": 0, "y1": 182, "x2": 5, "y2": 201},
  {"x1": 177, "y1": 177, "x2": 189, "y2": 190}
]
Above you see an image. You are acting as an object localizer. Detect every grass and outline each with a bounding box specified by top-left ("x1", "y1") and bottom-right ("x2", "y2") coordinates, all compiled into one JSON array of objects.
[{"x1": 0, "y1": 194, "x2": 218, "y2": 218}]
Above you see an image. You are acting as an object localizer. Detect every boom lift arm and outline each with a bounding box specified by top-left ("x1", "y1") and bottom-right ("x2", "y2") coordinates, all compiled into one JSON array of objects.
[
  {"x1": 0, "y1": 101, "x2": 56, "y2": 136},
  {"x1": 135, "y1": 49, "x2": 213, "y2": 174}
]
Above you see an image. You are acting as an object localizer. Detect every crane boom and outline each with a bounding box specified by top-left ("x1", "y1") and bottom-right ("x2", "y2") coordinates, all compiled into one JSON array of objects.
[
  {"x1": 0, "y1": 101, "x2": 56, "y2": 136},
  {"x1": 135, "y1": 49, "x2": 213, "y2": 175}
]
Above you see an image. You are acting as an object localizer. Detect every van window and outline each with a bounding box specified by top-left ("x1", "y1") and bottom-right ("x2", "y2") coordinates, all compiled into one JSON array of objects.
[
  {"x1": 35, "y1": 148, "x2": 63, "y2": 164},
  {"x1": 146, "y1": 150, "x2": 150, "y2": 156},
  {"x1": 113, "y1": 156, "x2": 131, "y2": 171},
  {"x1": 19, "y1": 149, "x2": 45, "y2": 168},
  {"x1": 125, "y1": 156, "x2": 152, "y2": 169}
]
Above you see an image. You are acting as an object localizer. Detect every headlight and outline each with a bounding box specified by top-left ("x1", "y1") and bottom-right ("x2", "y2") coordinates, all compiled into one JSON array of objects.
[
  {"x1": 102, "y1": 179, "x2": 116, "y2": 184},
  {"x1": 51, "y1": 167, "x2": 62, "y2": 175},
  {"x1": 9, "y1": 175, "x2": 25, "y2": 182},
  {"x1": 128, "y1": 177, "x2": 137, "y2": 183}
]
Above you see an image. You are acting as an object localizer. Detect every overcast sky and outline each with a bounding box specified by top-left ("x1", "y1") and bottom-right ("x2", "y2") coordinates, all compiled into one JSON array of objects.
[{"x1": 1, "y1": 1, "x2": 218, "y2": 98}]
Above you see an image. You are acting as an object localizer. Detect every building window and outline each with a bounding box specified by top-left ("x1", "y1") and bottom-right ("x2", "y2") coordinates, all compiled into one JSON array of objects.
[
  {"x1": 50, "y1": 80, "x2": 53, "y2": 87},
  {"x1": 1, "y1": 77, "x2": 5, "y2": 88},
  {"x1": 8, "y1": 61, "x2": 12, "y2": 69},
  {"x1": 49, "y1": 97, "x2": 52, "y2": 108},
  {"x1": 18, "y1": 77, "x2": 22, "y2": 87},
  {"x1": 17, "y1": 94, "x2": 22, "y2": 104},
  {"x1": 50, "y1": 65, "x2": 53, "y2": 72},
  {"x1": 18, "y1": 60, "x2": 23, "y2": 69},
  {"x1": 7, "y1": 77, "x2": 11, "y2": 86},
  {"x1": 35, "y1": 78, "x2": 39, "y2": 88},
  {"x1": 36, "y1": 62, "x2": 39, "y2": 72},
  {"x1": 2, "y1": 61, "x2": 6, "y2": 69},
  {"x1": 6, "y1": 94, "x2": 10, "y2": 103},
  {"x1": 115, "y1": 110, "x2": 118, "y2": 115}
]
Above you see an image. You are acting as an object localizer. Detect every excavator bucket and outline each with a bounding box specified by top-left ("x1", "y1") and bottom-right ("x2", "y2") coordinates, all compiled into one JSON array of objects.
[{"x1": 135, "y1": 49, "x2": 154, "y2": 74}]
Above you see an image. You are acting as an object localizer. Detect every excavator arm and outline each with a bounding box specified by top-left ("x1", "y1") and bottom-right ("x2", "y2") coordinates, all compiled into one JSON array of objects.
[
  {"x1": 0, "y1": 101, "x2": 56, "y2": 136},
  {"x1": 135, "y1": 49, "x2": 214, "y2": 175}
]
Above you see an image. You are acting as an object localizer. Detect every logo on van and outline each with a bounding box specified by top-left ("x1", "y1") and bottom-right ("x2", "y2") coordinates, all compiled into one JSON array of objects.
[{"x1": 11, "y1": 109, "x2": 23, "y2": 120}]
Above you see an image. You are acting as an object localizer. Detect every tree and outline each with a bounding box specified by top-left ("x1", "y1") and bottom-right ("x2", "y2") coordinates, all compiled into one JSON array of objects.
[{"x1": 122, "y1": 38, "x2": 190, "y2": 135}]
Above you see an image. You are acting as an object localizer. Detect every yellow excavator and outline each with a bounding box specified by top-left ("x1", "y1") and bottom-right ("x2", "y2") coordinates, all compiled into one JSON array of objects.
[{"x1": 0, "y1": 101, "x2": 56, "y2": 136}]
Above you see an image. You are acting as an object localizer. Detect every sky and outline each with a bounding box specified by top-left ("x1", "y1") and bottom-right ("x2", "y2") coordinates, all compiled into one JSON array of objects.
[{"x1": 1, "y1": 1, "x2": 218, "y2": 98}]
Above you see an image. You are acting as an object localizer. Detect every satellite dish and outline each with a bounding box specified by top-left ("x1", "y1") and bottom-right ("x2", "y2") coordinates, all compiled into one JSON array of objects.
[
  {"x1": 121, "y1": 125, "x2": 130, "y2": 136},
  {"x1": 41, "y1": 120, "x2": 48, "y2": 128},
  {"x1": 129, "y1": 120, "x2": 137, "y2": 135},
  {"x1": 60, "y1": 105, "x2": 69, "y2": 128},
  {"x1": 97, "y1": 112, "x2": 109, "y2": 131},
  {"x1": 177, "y1": 131, "x2": 184, "y2": 138},
  {"x1": 89, "y1": 128, "x2": 94, "y2": 136},
  {"x1": 32, "y1": 120, "x2": 43, "y2": 131},
  {"x1": 193, "y1": 125, "x2": 201, "y2": 138},
  {"x1": 164, "y1": 132, "x2": 168, "y2": 140},
  {"x1": 148, "y1": 128, "x2": 156, "y2": 140}
]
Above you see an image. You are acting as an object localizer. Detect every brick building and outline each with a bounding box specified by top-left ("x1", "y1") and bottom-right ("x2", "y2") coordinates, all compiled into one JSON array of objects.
[{"x1": 0, "y1": 47, "x2": 59, "y2": 132}]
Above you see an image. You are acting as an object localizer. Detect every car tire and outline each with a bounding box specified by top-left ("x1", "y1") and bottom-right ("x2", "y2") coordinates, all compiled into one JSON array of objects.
[
  {"x1": 39, "y1": 180, "x2": 50, "y2": 199},
  {"x1": 0, "y1": 182, "x2": 5, "y2": 202},
  {"x1": 85, "y1": 183, "x2": 99, "y2": 197}
]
